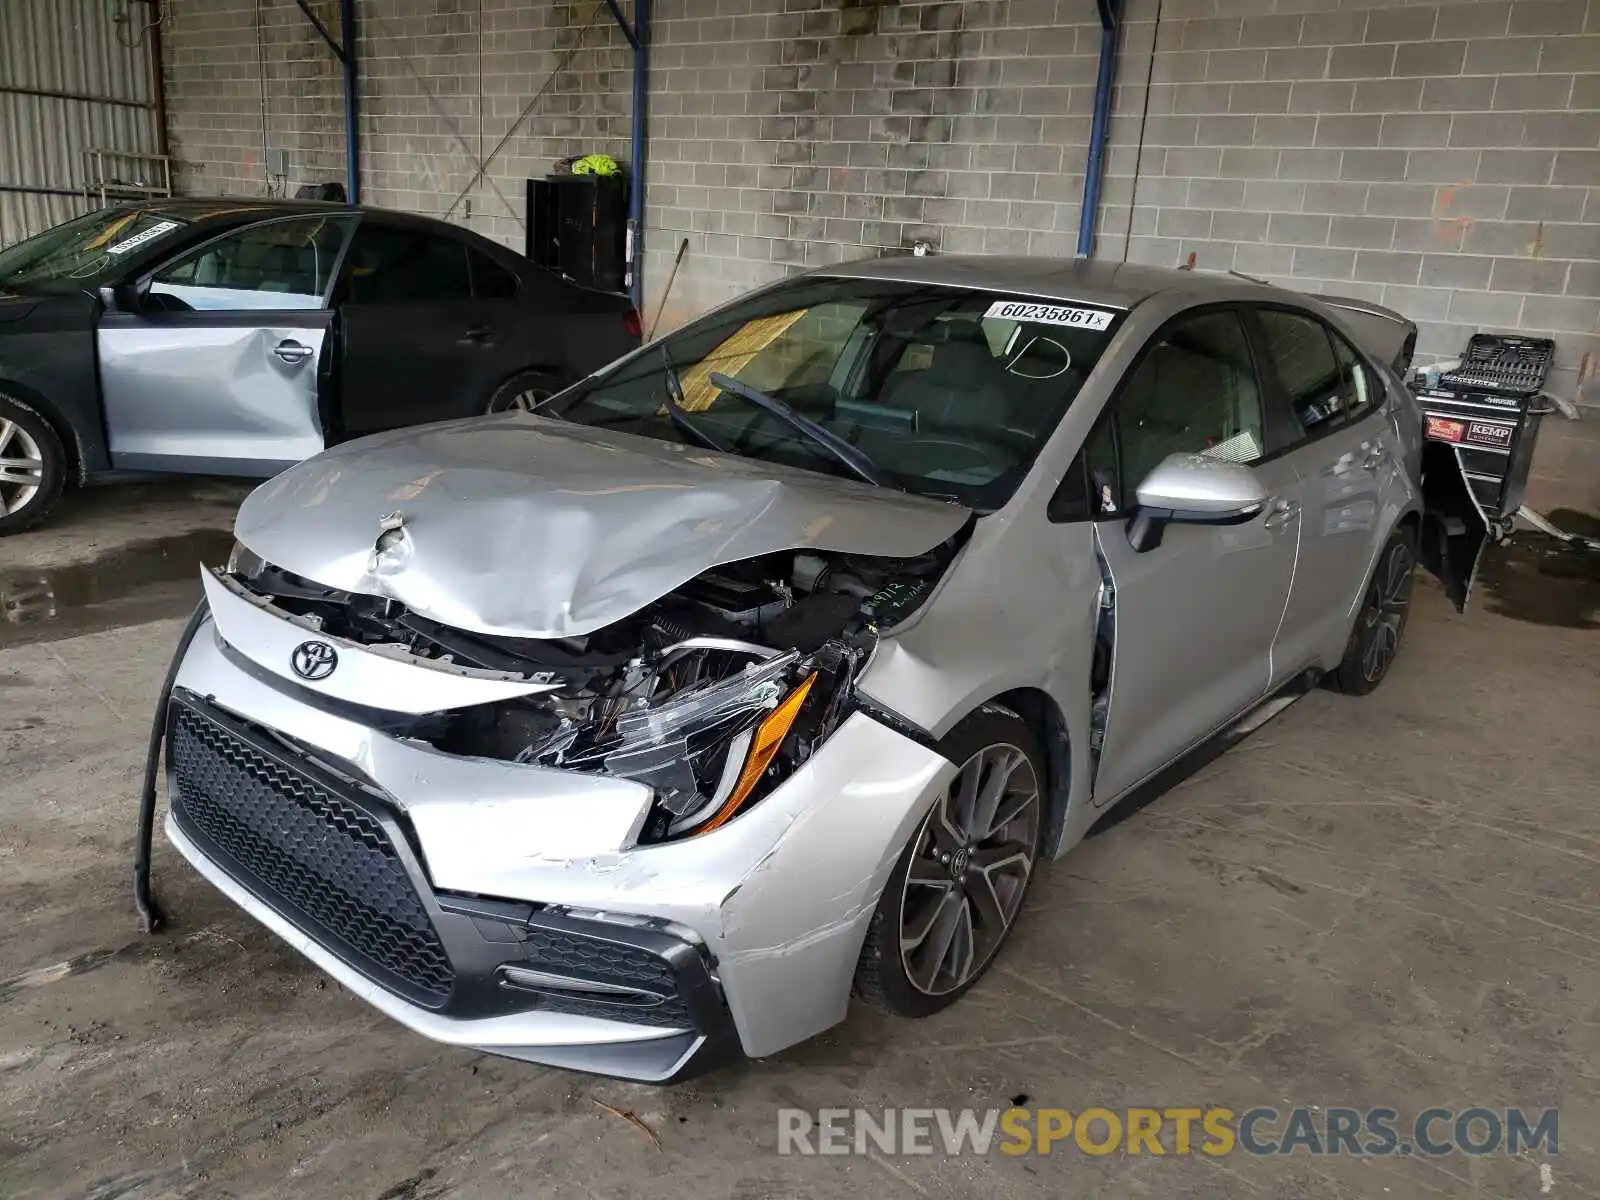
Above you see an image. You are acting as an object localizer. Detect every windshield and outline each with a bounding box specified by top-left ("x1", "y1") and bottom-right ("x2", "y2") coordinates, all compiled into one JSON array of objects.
[
  {"x1": 550, "y1": 277, "x2": 1124, "y2": 511},
  {"x1": 0, "y1": 208, "x2": 187, "y2": 294}
]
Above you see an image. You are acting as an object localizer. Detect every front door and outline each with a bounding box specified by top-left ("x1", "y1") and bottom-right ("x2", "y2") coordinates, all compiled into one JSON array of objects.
[
  {"x1": 98, "y1": 214, "x2": 354, "y2": 475},
  {"x1": 1251, "y1": 307, "x2": 1396, "y2": 670},
  {"x1": 1083, "y1": 309, "x2": 1303, "y2": 805},
  {"x1": 334, "y1": 222, "x2": 524, "y2": 437}
]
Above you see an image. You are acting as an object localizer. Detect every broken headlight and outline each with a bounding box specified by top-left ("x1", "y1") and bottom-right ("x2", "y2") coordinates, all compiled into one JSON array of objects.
[
  {"x1": 226, "y1": 540, "x2": 266, "y2": 579},
  {"x1": 548, "y1": 646, "x2": 825, "y2": 841}
]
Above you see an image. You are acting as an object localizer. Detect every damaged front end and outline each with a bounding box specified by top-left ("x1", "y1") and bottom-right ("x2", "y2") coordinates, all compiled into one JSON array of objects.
[{"x1": 225, "y1": 536, "x2": 959, "y2": 845}]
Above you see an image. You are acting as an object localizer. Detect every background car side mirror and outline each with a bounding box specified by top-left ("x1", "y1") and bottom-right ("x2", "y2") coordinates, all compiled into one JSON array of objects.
[
  {"x1": 1127, "y1": 452, "x2": 1269, "y2": 553},
  {"x1": 97, "y1": 283, "x2": 142, "y2": 313}
]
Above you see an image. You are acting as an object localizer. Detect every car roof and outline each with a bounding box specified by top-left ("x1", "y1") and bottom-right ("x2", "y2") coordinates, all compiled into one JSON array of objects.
[
  {"x1": 819, "y1": 254, "x2": 1274, "y2": 311},
  {"x1": 108, "y1": 197, "x2": 471, "y2": 231}
]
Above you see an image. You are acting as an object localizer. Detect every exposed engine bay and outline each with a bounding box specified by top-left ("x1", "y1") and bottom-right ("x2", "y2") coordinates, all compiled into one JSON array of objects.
[{"x1": 228, "y1": 540, "x2": 959, "y2": 843}]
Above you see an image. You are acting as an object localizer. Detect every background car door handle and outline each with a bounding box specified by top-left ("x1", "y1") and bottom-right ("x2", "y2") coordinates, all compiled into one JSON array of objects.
[
  {"x1": 1263, "y1": 497, "x2": 1301, "y2": 529},
  {"x1": 459, "y1": 325, "x2": 494, "y2": 346},
  {"x1": 273, "y1": 339, "x2": 312, "y2": 365},
  {"x1": 1361, "y1": 442, "x2": 1386, "y2": 470}
]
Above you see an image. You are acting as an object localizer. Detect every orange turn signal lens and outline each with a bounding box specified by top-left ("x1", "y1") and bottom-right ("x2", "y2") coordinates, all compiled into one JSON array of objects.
[{"x1": 697, "y1": 672, "x2": 817, "y2": 834}]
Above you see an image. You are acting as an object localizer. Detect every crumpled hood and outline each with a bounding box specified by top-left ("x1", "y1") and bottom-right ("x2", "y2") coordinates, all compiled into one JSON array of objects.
[{"x1": 235, "y1": 414, "x2": 970, "y2": 639}]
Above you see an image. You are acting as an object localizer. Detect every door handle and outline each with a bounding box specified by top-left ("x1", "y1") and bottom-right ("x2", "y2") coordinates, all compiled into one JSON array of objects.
[
  {"x1": 459, "y1": 324, "x2": 493, "y2": 346},
  {"x1": 273, "y1": 339, "x2": 313, "y2": 365},
  {"x1": 1263, "y1": 497, "x2": 1301, "y2": 530},
  {"x1": 1361, "y1": 441, "x2": 1386, "y2": 471}
]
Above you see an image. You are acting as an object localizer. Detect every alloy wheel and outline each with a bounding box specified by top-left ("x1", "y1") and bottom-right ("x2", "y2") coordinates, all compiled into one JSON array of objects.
[
  {"x1": 899, "y1": 742, "x2": 1041, "y2": 997},
  {"x1": 0, "y1": 418, "x2": 44, "y2": 517},
  {"x1": 1361, "y1": 540, "x2": 1413, "y2": 682},
  {"x1": 504, "y1": 387, "x2": 552, "y2": 413}
]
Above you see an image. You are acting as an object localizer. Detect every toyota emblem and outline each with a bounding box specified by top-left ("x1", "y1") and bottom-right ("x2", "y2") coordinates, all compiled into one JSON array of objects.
[{"x1": 290, "y1": 640, "x2": 339, "y2": 681}]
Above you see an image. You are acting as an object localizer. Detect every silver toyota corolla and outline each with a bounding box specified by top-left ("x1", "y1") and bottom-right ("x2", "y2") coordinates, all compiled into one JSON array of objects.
[{"x1": 152, "y1": 256, "x2": 1451, "y2": 1081}]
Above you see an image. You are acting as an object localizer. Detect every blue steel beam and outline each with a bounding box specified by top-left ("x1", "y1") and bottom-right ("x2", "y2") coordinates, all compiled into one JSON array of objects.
[
  {"x1": 1077, "y1": 0, "x2": 1121, "y2": 258},
  {"x1": 293, "y1": 0, "x2": 359, "y2": 203},
  {"x1": 601, "y1": 0, "x2": 650, "y2": 310}
]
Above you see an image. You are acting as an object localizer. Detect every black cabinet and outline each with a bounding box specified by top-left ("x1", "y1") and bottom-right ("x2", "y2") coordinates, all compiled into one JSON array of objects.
[{"x1": 526, "y1": 175, "x2": 628, "y2": 294}]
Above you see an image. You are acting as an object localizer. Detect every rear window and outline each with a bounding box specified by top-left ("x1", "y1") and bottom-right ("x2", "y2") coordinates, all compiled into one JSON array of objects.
[{"x1": 551, "y1": 277, "x2": 1125, "y2": 511}]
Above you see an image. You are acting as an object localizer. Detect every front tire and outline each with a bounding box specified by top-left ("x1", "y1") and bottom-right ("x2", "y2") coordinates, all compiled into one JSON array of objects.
[
  {"x1": 854, "y1": 706, "x2": 1046, "y2": 1019},
  {"x1": 1326, "y1": 526, "x2": 1416, "y2": 696},
  {"x1": 0, "y1": 393, "x2": 66, "y2": 536}
]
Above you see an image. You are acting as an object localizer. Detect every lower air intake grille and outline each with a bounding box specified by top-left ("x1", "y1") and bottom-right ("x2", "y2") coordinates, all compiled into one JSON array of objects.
[{"x1": 168, "y1": 699, "x2": 455, "y2": 1006}]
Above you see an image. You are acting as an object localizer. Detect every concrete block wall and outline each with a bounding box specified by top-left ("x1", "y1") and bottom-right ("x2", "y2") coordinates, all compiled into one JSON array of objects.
[
  {"x1": 162, "y1": 0, "x2": 345, "y2": 197},
  {"x1": 158, "y1": 0, "x2": 1600, "y2": 402},
  {"x1": 643, "y1": 0, "x2": 1599, "y2": 402},
  {"x1": 162, "y1": 0, "x2": 632, "y2": 245}
]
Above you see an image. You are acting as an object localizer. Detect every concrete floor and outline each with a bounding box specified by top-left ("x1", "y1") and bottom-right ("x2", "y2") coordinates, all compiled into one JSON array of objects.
[{"x1": 1, "y1": 478, "x2": 1598, "y2": 1199}]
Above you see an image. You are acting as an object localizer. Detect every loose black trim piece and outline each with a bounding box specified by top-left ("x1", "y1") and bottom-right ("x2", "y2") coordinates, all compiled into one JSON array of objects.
[
  {"x1": 1088, "y1": 668, "x2": 1320, "y2": 836},
  {"x1": 134, "y1": 600, "x2": 211, "y2": 934},
  {"x1": 852, "y1": 695, "x2": 945, "y2": 758}
]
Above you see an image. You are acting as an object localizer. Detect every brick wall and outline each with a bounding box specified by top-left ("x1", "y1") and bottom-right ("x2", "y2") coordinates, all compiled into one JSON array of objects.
[{"x1": 161, "y1": 0, "x2": 1600, "y2": 403}]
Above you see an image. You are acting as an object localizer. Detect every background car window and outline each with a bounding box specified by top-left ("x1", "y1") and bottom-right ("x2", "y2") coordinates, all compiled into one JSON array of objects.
[
  {"x1": 468, "y1": 248, "x2": 519, "y2": 300},
  {"x1": 1258, "y1": 310, "x2": 1348, "y2": 434},
  {"x1": 146, "y1": 216, "x2": 350, "y2": 311},
  {"x1": 1084, "y1": 310, "x2": 1264, "y2": 515},
  {"x1": 342, "y1": 226, "x2": 471, "y2": 304}
]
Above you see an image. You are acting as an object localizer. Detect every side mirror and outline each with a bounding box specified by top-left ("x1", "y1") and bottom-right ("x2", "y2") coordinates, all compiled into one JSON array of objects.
[
  {"x1": 97, "y1": 283, "x2": 141, "y2": 313},
  {"x1": 1127, "y1": 452, "x2": 1268, "y2": 553}
]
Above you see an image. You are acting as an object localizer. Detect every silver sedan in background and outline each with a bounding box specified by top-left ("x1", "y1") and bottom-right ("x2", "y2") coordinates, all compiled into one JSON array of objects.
[{"x1": 148, "y1": 256, "x2": 1450, "y2": 1081}]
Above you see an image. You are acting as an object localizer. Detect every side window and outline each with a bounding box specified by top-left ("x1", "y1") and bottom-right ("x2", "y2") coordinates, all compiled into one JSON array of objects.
[
  {"x1": 1048, "y1": 413, "x2": 1119, "y2": 521},
  {"x1": 1329, "y1": 328, "x2": 1377, "y2": 418},
  {"x1": 342, "y1": 225, "x2": 472, "y2": 304},
  {"x1": 146, "y1": 216, "x2": 352, "y2": 311},
  {"x1": 469, "y1": 248, "x2": 519, "y2": 300},
  {"x1": 1257, "y1": 310, "x2": 1347, "y2": 435},
  {"x1": 1105, "y1": 311, "x2": 1265, "y2": 514}
]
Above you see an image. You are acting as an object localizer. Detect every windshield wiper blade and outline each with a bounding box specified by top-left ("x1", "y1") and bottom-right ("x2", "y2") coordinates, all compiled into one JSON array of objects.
[
  {"x1": 661, "y1": 348, "x2": 730, "y2": 453},
  {"x1": 707, "y1": 372, "x2": 887, "y2": 488}
]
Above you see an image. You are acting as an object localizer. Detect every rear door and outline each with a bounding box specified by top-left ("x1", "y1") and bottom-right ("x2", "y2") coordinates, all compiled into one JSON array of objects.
[
  {"x1": 334, "y1": 221, "x2": 526, "y2": 437},
  {"x1": 98, "y1": 214, "x2": 354, "y2": 475},
  {"x1": 1251, "y1": 306, "x2": 1401, "y2": 672}
]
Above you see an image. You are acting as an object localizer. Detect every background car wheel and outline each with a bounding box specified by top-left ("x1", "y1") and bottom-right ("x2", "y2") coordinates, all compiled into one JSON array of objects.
[
  {"x1": 0, "y1": 393, "x2": 66, "y2": 536},
  {"x1": 854, "y1": 706, "x2": 1046, "y2": 1019},
  {"x1": 1326, "y1": 526, "x2": 1417, "y2": 696},
  {"x1": 486, "y1": 370, "x2": 561, "y2": 414}
]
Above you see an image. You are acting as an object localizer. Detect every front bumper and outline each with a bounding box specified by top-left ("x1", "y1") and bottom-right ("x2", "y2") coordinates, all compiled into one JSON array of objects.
[{"x1": 164, "y1": 612, "x2": 955, "y2": 1079}]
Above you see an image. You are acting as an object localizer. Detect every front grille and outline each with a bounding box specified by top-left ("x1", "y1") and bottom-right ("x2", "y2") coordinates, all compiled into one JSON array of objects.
[
  {"x1": 168, "y1": 699, "x2": 455, "y2": 1006},
  {"x1": 518, "y1": 926, "x2": 695, "y2": 1029}
]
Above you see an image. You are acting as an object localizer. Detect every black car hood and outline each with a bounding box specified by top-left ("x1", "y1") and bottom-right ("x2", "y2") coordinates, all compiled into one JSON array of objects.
[{"x1": 0, "y1": 291, "x2": 41, "y2": 324}]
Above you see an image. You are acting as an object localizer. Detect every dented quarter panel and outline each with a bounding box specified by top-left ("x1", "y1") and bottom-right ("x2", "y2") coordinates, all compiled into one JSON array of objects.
[
  {"x1": 857, "y1": 508, "x2": 1103, "y2": 857},
  {"x1": 233, "y1": 413, "x2": 970, "y2": 640}
]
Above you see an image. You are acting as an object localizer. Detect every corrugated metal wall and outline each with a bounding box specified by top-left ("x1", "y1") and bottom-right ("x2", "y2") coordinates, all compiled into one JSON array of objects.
[{"x1": 0, "y1": 0, "x2": 164, "y2": 245}]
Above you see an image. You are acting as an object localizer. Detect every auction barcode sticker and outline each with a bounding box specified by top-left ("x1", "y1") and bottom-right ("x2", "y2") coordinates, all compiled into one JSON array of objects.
[
  {"x1": 985, "y1": 300, "x2": 1116, "y2": 330},
  {"x1": 106, "y1": 220, "x2": 181, "y2": 256}
]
